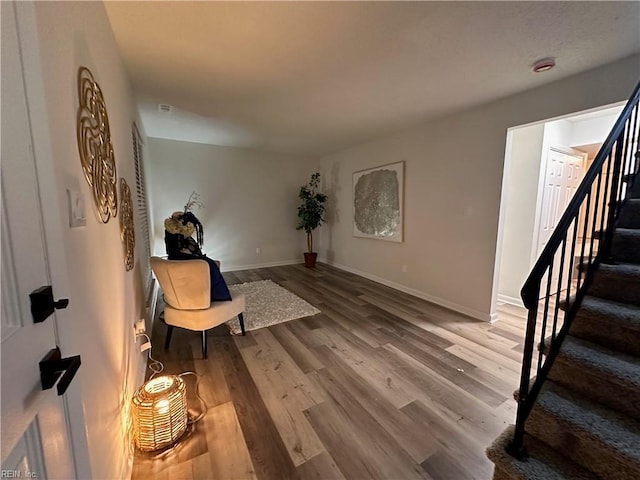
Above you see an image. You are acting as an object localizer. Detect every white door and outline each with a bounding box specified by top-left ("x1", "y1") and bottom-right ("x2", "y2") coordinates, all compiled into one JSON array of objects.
[
  {"x1": 1, "y1": 2, "x2": 77, "y2": 478},
  {"x1": 536, "y1": 146, "x2": 586, "y2": 294},
  {"x1": 537, "y1": 147, "x2": 586, "y2": 253}
]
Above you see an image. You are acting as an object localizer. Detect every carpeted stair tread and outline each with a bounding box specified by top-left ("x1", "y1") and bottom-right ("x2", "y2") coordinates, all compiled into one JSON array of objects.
[
  {"x1": 570, "y1": 295, "x2": 640, "y2": 356},
  {"x1": 595, "y1": 261, "x2": 640, "y2": 278},
  {"x1": 622, "y1": 172, "x2": 637, "y2": 186},
  {"x1": 550, "y1": 336, "x2": 640, "y2": 420},
  {"x1": 617, "y1": 198, "x2": 640, "y2": 229},
  {"x1": 556, "y1": 336, "x2": 640, "y2": 388},
  {"x1": 611, "y1": 228, "x2": 640, "y2": 263},
  {"x1": 579, "y1": 295, "x2": 640, "y2": 320},
  {"x1": 613, "y1": 227, "x2": 640, "y2": 236},
  {"x1": 486, "y1": 426, "x2": 594, "y2": 480},
  {"x1": 528, "y1": 383, "x2": 640, "y2": 479},
  {"x1": 630, "y1": 173, "x2": 640, "y2": 198},
  {"x1": 489, "y1": 176, "x2": 640, "y2": 479},
  {"x1": 628, "y1": 157, "x2": 640, "y2": 198},
  {"x1": 590, "y1": 262, "x2": 640, "y2": 307},
  {"x1": 557, "y1": 296, "x2": 573, "y2": 312}
]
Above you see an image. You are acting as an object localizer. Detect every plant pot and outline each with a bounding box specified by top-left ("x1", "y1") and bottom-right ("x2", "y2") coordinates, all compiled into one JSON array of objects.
[{"x1": 304, "y1": 252, "x2": 318, "y2": 268}]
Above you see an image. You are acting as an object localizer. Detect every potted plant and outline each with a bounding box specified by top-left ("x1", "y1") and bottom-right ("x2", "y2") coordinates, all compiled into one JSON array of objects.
[{"x1": 296, "y1": 172, "x2": 327, "y2": 268}]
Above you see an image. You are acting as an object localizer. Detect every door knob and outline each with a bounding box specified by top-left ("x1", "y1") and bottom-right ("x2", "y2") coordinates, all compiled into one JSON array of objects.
[
  {"x1": 39, "y1": 347, "x2": 81, "y2": 396},
  {"x1": 29, "y1": 285, "x2": 69, "y2": 323}
]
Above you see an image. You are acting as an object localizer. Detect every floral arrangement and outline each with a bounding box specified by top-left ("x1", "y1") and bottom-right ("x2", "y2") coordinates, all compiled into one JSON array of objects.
[
  {"x1": 164, "y1": 192, "x2": 205, "y2": 246},
  {"x1": 164, "y1": 211, "x2": 196, "y2": 237}
]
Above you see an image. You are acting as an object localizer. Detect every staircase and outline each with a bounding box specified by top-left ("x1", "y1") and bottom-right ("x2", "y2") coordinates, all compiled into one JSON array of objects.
[
  {"x1": 487, "y1": 81, "x2": 640, "y2": 480},
  {"x1": 488, "y1": 179, "x2": 640, "y2": 479}
]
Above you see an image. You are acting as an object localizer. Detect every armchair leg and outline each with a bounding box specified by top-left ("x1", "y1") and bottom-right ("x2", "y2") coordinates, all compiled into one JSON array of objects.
[
  {"x1": 202, "y1": 330, "x2": 208, "y2": 359},
  {"x1": 164, "y1": 326, "x2": 174, "y2": 350},
  {"x1": 238, "y1": 313, "x2": 246, "y2": 336}
]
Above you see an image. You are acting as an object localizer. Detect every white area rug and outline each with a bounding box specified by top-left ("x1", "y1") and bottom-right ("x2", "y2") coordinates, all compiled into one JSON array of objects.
[{"x1": 226, "y1": 279, "x2": 320, "y2": 335}]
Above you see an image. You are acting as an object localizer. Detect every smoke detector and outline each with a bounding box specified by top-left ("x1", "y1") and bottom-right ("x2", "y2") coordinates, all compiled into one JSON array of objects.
[
  {"x1": 158, "y1": 104, "x2": 173, "y2": 113},
  {"x1": 532, "y1": 58, "x2": 556, "y2": 73}
]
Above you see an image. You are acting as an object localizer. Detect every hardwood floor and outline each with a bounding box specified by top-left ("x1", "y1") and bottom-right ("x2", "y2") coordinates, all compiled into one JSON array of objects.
[{"x1": 132, "y1": 263, "x2": 529, "y2": 480}]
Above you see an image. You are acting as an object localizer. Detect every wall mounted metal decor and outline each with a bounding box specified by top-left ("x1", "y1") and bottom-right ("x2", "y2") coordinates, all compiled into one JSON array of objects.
[
  {"x1": 119, "y1": 178, "x2": 135, "y2": 271},
  {"x1": 353, "y1": 161, "x2": 404, "y2": 242},
  {"x1": 76, "y1": 66, "x2": 118, "y2": 223}
]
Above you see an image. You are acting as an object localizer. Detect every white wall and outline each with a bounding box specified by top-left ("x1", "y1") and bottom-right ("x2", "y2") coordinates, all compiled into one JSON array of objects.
[
  {"x1": 568, "y1": 110, "x2": 621, "y2": 147},
  {"x1": 318, "y1": 54, "x2": 640, "y2": 322},
  {"x1": 497, "y1": 124, "x2": 545, "y2": 304},
  {"x1": 25, "y1": 2, "x2": 149, "y2": 478},
  {"x1": 148, "y1": 138, "x2": 315, "y2": 270}
]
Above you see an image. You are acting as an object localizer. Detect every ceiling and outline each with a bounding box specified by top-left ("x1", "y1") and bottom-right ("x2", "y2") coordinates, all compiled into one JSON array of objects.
[{"x1": 104, "y1": 1, "x2": 640, "y2": 157}]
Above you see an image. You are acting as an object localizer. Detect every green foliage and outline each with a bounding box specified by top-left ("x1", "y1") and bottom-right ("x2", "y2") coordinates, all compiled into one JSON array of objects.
[{"x1": 296, "y1": 172, "x2": 327, "y2": 253}]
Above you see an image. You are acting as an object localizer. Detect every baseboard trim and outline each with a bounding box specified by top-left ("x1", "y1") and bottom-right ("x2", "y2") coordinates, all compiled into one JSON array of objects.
[
  {"x1": 222, "y1": 259, "x2": 301, "y2": 272},
  {"x1": 321, "y1": 259, "x2": 493, "y2": 322},
  {"x1": 497, "y1": 294, "x2": 525, "y2": 308}
]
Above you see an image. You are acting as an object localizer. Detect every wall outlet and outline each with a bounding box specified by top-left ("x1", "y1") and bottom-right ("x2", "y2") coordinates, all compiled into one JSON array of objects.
[
  {"x1": 255, "y1": 247, "x2": 262, "y2": 255},
  {"x1": 135, "y1": 319, "x2": 146, "y2": 334},
  {"x1": 133, "y1": 319, "x2": 146, "y2": 341},
  {"x1": 401, "y1": 264, "x2": 408, "y2": 273}
]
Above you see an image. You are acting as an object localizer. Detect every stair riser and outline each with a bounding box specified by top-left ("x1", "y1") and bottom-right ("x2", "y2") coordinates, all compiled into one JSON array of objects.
[
  {"x1": 487, "y1": 428, "x2": 594, "y2": 480},
  {"x1": 629, "y1": 179, "x2": 640, "y2": 199},
  {"x1": 611, "y1": 234, "x2": 640, "y2": 263},
  {"x1": 527, "y1": 405, "x2": 640, "y2": 480},
  {"x1": 617, "y1": 201, "x2": 640, "y2": 229},
  {"x1": 548, "y1": 357, "x2": 640, "y2": 422},
  {"x1": 492, "y1": 467, "x2": 514, "y2": 480},
  {"x1": 590, "y1": 271, "x2": 640, "y2": 307},
  {"x1": 570, "y1": 313, "x2": 640, "y2": 357},
  {"x1": 629, "y1": 157, "x2": 640, "y2": 197}
]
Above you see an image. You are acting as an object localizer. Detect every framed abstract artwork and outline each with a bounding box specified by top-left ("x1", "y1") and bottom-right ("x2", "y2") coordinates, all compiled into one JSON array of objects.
[{"x1": 352, "y1": 161, "x2": 404, "y2": 242}]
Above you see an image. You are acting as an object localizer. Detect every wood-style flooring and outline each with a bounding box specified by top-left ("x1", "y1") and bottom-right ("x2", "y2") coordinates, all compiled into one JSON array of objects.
[{"x1": 132, "y1": 263, "x2": 529, "y2": 480}]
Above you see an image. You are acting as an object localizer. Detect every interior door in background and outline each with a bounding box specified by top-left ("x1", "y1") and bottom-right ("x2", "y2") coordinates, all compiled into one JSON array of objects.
[
  {"x1": 1, "y1": 2, "x2": 76, "y2": 478},
  {"x1": 535, "y1": 146, "x2": 587, "y2": 296}
]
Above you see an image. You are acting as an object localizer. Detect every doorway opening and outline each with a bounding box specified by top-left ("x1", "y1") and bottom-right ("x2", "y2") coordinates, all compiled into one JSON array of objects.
[{"x1": 493, "y1": 103, "x2": 624, "y2": 313}]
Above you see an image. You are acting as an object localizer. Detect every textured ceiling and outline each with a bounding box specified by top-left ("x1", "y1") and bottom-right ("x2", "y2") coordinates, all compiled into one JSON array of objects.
[{"x1": 104, "y1": 1, "x2": 640, "y2": 156}]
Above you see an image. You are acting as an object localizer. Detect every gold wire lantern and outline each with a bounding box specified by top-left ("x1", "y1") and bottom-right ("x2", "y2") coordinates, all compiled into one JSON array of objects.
[{"x1": 131, "y1": 375, "x2": 188, "y2": 451}]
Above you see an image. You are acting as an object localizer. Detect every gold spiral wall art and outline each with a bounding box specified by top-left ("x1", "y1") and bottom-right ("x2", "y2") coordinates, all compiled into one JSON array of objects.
[
  {"x1": 76, "y1": 66, "x2": 118, "y2": 223},
  {"x1": 119, "y1": 178, "x2": 135, "y2": 271}
]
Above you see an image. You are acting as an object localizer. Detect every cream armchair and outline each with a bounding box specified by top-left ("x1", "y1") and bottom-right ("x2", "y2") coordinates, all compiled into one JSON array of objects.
[{"x1": 150, "y1": 256, "x2": 246, "y2": 359}]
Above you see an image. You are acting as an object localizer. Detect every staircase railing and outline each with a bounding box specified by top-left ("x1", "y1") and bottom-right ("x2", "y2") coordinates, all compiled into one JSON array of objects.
[{"x1": 507, "y1": 80, "x2": 640, "y2": 459}]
